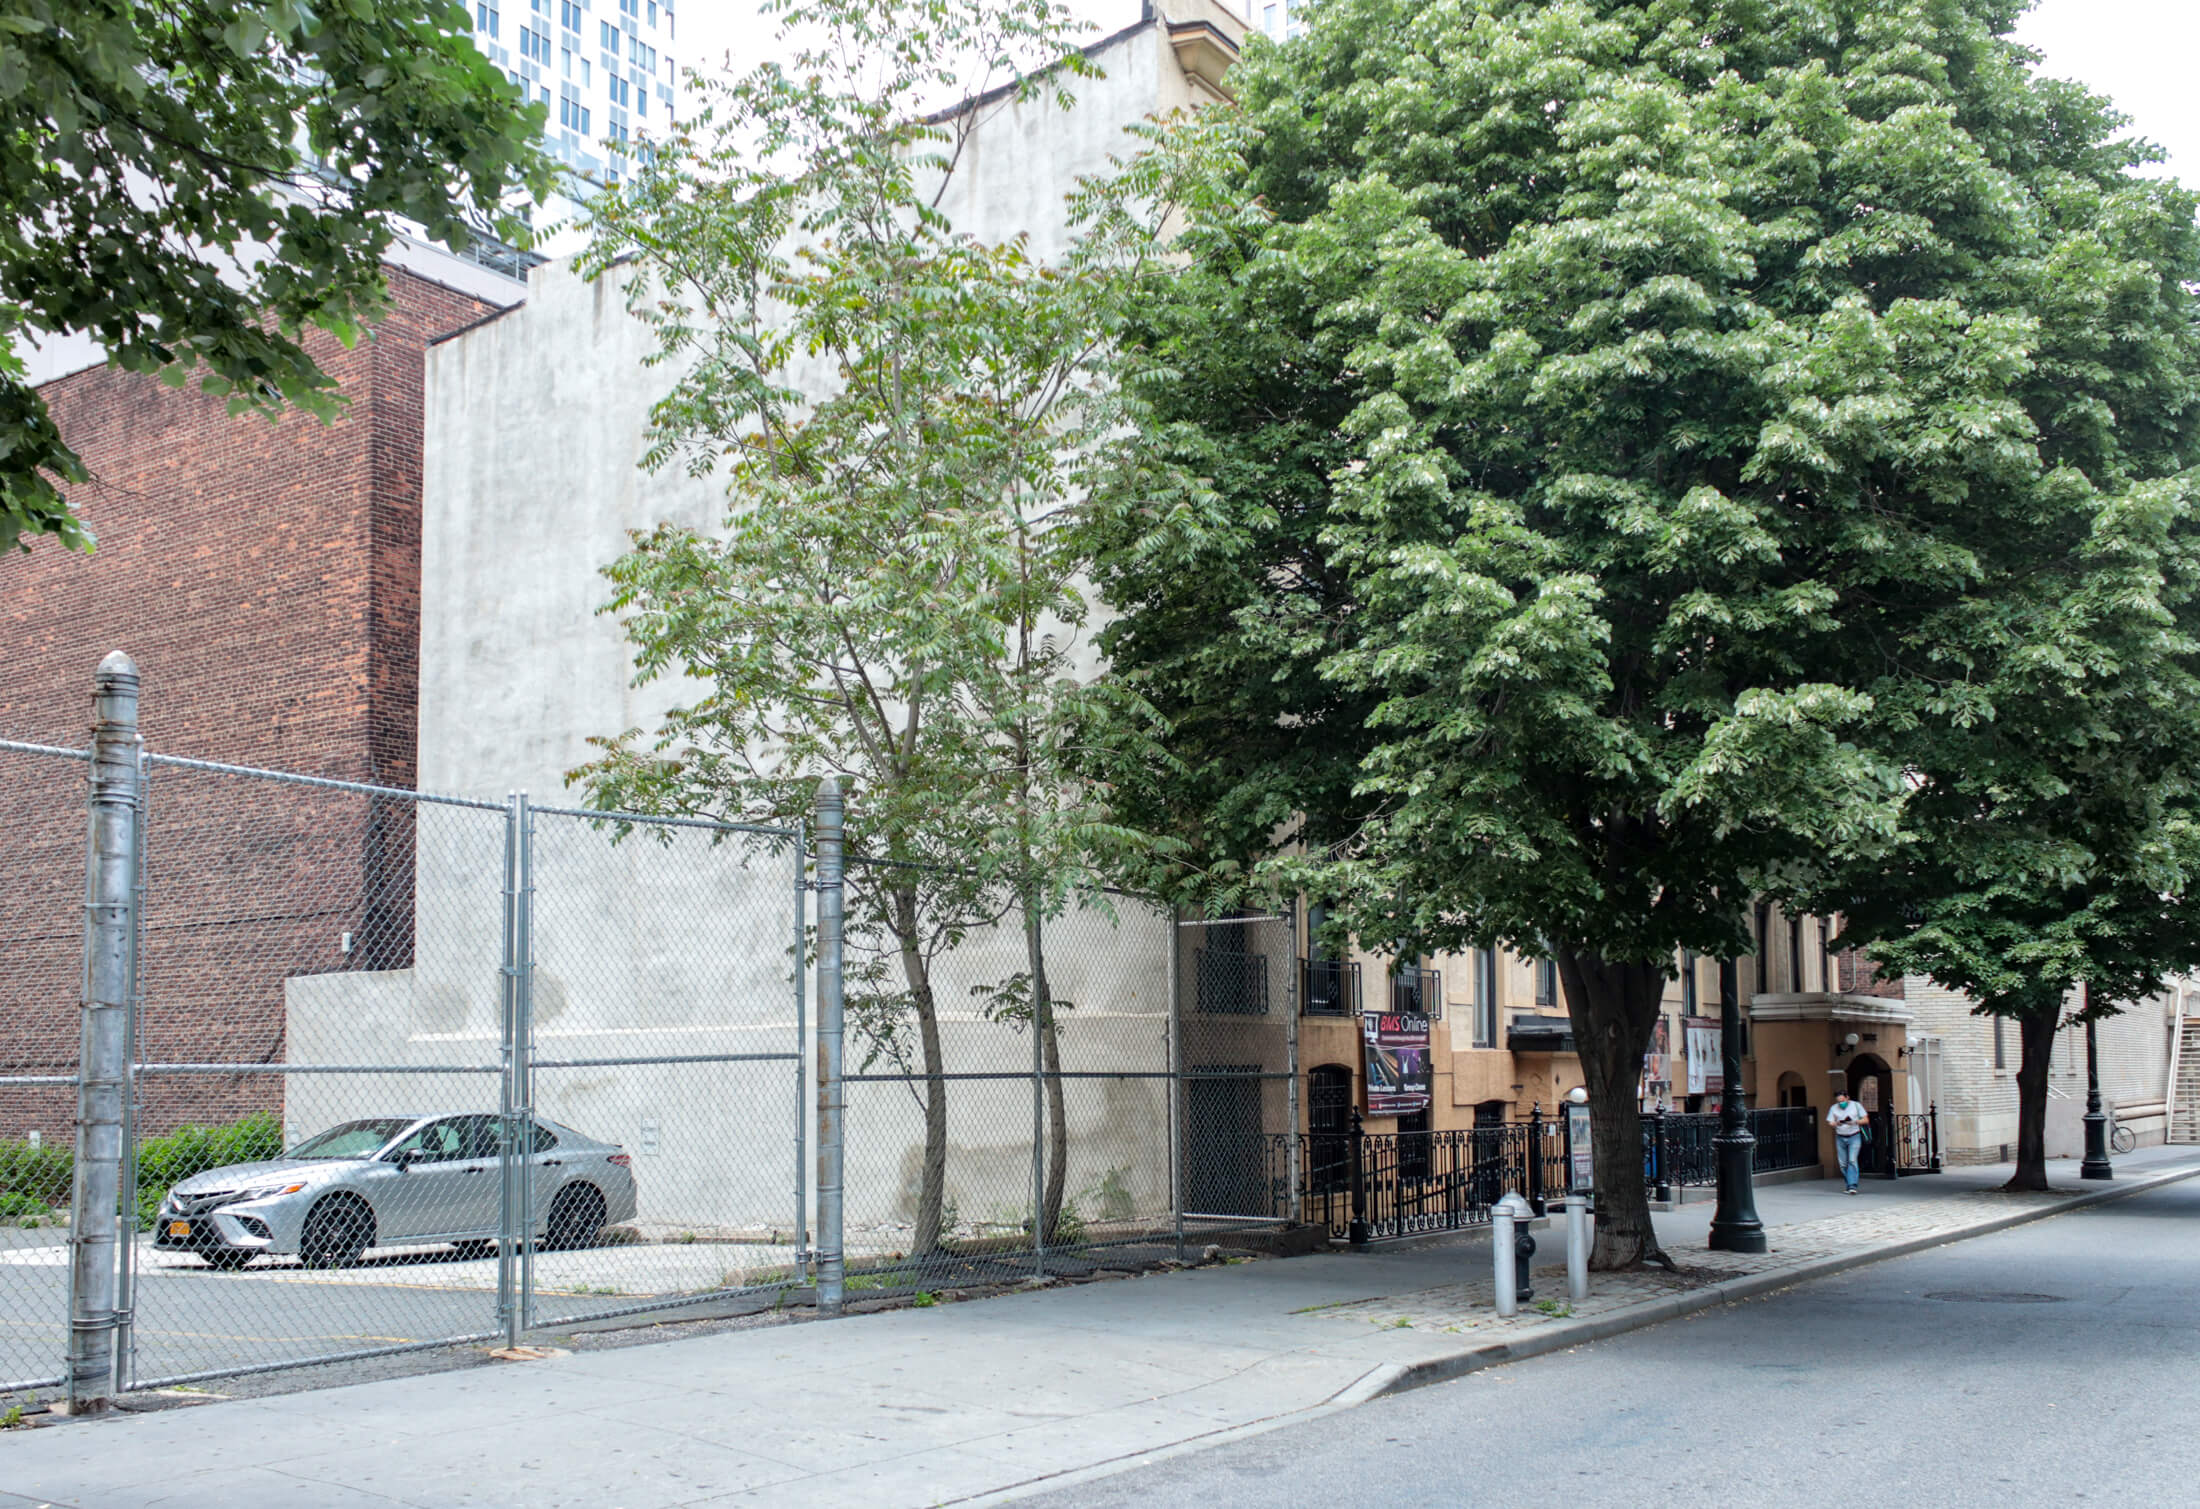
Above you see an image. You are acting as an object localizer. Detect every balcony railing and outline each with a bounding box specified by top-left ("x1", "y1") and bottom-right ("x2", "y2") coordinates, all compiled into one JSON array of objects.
[
  {"x1": 1389, "y1": 966, "x2": 1441, "y2": 1017},
  {"x1": 1195, "y1": 947, "x2": 1270, "y2": 1015},
  {"x1": 1301, "y1": 958, "x2": 1362, "y2": 1017}
]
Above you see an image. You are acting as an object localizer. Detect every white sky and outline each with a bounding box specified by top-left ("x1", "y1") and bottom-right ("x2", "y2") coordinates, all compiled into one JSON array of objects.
[{"x1": 680, "y1": 0, "x2": 2200, "y2": 179}]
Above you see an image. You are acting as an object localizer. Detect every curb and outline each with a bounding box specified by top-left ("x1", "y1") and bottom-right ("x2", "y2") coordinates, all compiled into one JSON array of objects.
[{"x1": 1347, "y1": 1159, "x2": 2200, "y2": 1402}]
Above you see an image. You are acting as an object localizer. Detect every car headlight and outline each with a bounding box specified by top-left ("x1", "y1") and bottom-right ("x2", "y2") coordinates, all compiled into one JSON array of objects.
[{"x1": 235, "y1": 1183, "x2": 307, "y2": 1202}]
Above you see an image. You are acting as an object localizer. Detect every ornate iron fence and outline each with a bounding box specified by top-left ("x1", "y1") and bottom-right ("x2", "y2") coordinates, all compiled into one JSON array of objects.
[
  {"x1": 1266, "y1": 1111, "x2": 1567, "y2": 1244},
  {"x1": 1643, "y1": 1106, "x2": 1821, "y2": 1196}
]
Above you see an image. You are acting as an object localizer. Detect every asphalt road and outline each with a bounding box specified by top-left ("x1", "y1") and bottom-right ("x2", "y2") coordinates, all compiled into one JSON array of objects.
[{"x1": 1029, "y1": 1178, "x2": 2200, "y2": 1508}]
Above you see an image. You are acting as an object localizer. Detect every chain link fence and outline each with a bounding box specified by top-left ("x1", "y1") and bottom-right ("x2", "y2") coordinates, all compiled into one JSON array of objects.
[
  {"x1": 0, "y1": 741, "x2": 94, "y2": 1391},
  {"x1": 5, "y1": 676, "x2": 1562, "y2": 1406}
]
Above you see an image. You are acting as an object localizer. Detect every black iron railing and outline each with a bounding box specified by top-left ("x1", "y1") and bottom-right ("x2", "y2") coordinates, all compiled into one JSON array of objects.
[
  {"x1": 1267, "y1": 1110, "x2": 1568, "y2": 1244},
  {"x1": 1880, "y1": 1107, "x2": 1942, "y2": 1177},
  {"x1": 1642, "y1": 1106, "x2": 1820, "y2": 1194},
  {"x1": 1301, "y1": 958, "x2": 1362, "y2": 1017},
  {"x1": 1390, "y1": 967, "x2": 1441, "y2": 1017},
  {"x1": 1195, "y1": 947, "x2": 1270, "y2": 1015}
]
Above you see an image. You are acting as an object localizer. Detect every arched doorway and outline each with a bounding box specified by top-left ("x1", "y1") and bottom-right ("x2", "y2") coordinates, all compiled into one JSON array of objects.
[
  {"x1": 1776, "y1": 1071, "x2": 1808, "y2": 1110},
  {"x1": 1848, "y1": 1052, "x2": 1895, "y2": 1177}
]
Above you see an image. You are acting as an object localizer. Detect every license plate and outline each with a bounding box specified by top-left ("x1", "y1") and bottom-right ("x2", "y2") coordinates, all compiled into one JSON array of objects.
[{"x1": 167, "y1": 1220, "x2": 191, "y2": 1238}]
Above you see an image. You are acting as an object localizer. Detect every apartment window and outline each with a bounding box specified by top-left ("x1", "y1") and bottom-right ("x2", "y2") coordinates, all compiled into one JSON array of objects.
[
  {"x1": 519, "y1": 26, "x2": 550, "y2": 62},
  {"x1": 608, "y1": 73, "x2": 630, "y2": 107},
  {"x1": 532, "y1": 0, "x2": 547, "y2": 11},
  {"x1": 561, "y1": 0, "x2": 581, "y2": 30},
  {"x1": 619, "y1": 0, "x2": 638, "y2": 14},
  {"x1": 1993, "y1": 1013, "x2": 2006, "y2": 1070},
  {"x1": 478, "y1": 4, "x2": 500, "y2": 37},
  {"x1": 601, "y1": 19, "x2": 618, "y2": 48},
  {"x1": 562, "y1": 45, "x2": 571, "y2": 76},
  {"x1": 1535, "y1": 958, "x2": 1557, "y2": 1009},
  {"x1": 628, "y1": 36, "x2": 655, "y2": 69},
  {"x1": 1473, "y1": 948, "x2": 1499, "y2": 1049},
  {"x1": 1681, "y1": 950, "x2": 1697, "y2": 1015},
  {"x1": 1753, "y1": 901, "x2": 1771, "y2": 994},
  {"x1": 634, "y1": 73, "x2": 648, "y2": 116},
  {"x1": 607, "y1": 118, "x2": 630, "y2": 147},
  {"x1": 579, "y1": 56, "x2": 589, "y2": 84},
  {"x1": 648, "y1": 0, "x2": 657, "y2": 23},
  {"x1": 1789, "y1": 912, "x2": 1805, "y2": 992}
]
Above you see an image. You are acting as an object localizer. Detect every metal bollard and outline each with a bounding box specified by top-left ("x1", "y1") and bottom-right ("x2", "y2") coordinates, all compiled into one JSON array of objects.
[
  {"x1": 1565, "y1": 1193, "x2": 1589, "y2": 1302},
  {"x1": 1492, "y1": 1192, "x2": 1534, "y2": 1316}
]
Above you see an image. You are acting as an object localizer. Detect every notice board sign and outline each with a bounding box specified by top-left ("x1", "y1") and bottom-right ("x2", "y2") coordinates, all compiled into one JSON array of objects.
[
  {"x1": 1684, "y1": 1015, "x2": 1723, "y2": 1096},
  {"x1": 1565, "y1": 1100, "x2": 1593, "y2": 1193}
]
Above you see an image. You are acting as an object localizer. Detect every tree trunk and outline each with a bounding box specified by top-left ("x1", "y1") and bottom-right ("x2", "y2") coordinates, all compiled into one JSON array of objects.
[
  {"x1": 1040, "y1": 1003, "x2": 1069, "y2": 1242},
  {"x1": 893, "y1": 886, "x2": 951, "y2": 1255},
  {"x1": 2005, "y1": 1009, "x2": 2058, "y2": 1192},
  {"x1": 1553, "y1": 947, "x2": 1670, "y2": 1270},
  {"x1": 1024, "y1": 898, "x2": 1070, "y2": 1242}
]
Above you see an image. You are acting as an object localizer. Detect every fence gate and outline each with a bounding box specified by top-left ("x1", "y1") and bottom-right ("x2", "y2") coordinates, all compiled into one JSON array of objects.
[{"x1": 1175, "y1": 910, "x2": 1298, "y2": 1237}]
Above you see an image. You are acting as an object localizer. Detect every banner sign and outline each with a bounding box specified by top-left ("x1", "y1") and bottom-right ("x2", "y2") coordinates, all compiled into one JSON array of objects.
[
  {"x1": 1565, "y1": 1100, "x2": 1593, "y2": 1193},
  {"x1": 1640, "y1": 1016, "x2": 1672, "y2": 1107},
  {"x1": 1362, "y1": 1010, "x2": 1432, "y2": 1115},
  {"x1": 1684, "y1": 1016, "x2": 1722, "y2": 1096}
]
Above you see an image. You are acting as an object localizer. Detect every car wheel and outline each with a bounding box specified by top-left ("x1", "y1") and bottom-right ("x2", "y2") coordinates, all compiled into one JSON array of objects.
[
  {"x1": 452, "y1": 1239, "x2": 497, "y2": 1260},
  {"x1": 301, "y1": 1195, "x2": 375, "y2": 1268},
  {"x1": 200, "y1": 1247, "x2": 257, "y2": 1272},
  {"x1": 545, "y1": 1184, "x2": 606, "y2": 1251}
]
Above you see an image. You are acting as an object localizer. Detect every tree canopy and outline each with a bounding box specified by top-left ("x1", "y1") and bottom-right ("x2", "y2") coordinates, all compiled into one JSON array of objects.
[
  {"x1": 1089, "y1": 0, "x2": 2200, "y2": 1263},
  {"x1": 1, "y1": 0, "x2": 551, "y2": 554}
]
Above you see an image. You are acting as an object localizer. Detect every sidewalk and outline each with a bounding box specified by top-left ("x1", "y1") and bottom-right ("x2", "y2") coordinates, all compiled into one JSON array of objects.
[{"x1": 4, "y1": 1149, "x2": 2194, "y2": 1509}]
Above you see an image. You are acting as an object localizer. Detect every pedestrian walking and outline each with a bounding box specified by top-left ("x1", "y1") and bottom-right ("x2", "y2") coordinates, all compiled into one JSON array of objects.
[{"x1": 1828, "y1": 1091, "x2": 1868, "y2": 1193}]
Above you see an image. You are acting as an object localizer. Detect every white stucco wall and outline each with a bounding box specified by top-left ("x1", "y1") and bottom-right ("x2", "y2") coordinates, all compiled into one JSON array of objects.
[{"x1": 312, "y1": 16, "x2": 1237, "y2": 1254}]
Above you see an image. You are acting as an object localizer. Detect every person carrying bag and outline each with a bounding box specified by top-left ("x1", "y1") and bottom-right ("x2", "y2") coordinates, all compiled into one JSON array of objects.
[{"x1": 1827, "y1": 1092, "x2": 1868, "y2": 1194}]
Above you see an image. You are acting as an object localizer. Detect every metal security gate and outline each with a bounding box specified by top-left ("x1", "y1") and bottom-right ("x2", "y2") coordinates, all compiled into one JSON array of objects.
[
  {"x1": 0, "y1": 668, "x2": 808, "y2": 1406},
  {"x1": 1175, "y1": 911, "x2": 1299, "y2": 1237}
]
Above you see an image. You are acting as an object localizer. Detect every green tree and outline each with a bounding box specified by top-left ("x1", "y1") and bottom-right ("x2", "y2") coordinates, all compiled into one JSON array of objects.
[
  {"x1": 1, "y1": 0, "x2": 550, "y2": 554},
  {"x1": 1090, "y1": 0, "x2": 2200, "y2": 1265},
  {"x1": 572, "y1": 0, "x2": 1184, "y2": 1254}
]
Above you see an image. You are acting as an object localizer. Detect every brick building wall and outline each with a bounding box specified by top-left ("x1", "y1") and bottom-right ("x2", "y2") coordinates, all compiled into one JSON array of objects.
[{"x1": 0, "y1": 268, "x2": 501, "y2": 1139}]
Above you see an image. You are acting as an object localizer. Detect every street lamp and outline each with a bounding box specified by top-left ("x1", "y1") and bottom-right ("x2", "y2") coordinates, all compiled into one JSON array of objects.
[
  {"x1": 2081, "y1": 981, "x2": 2112, "y2": 1181},
  {"x1": 1708, "y1": 957, "x2": 1767, "y2": 1252}
]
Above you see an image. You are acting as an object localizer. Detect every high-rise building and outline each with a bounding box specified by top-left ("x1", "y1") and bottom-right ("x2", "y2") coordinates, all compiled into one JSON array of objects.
[
  {"x1": 469, "y1": 0, "x2": 679, "y2": 191},
  {"x1": 1254, "y1": 0, "x2": 1304, "y2": 39}
]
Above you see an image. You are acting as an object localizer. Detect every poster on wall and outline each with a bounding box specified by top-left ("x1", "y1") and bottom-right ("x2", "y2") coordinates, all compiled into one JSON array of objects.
[
  {"x1": 1684, "y1": 1016, "x2": 1723, "y2": 1096},
  {"x1": 1362, "y1": 1010, "x2": 1433, "y2": 1115},
  {"x1": 1640, "y1": 1017, "x2": 1672, "y2": 1107}
]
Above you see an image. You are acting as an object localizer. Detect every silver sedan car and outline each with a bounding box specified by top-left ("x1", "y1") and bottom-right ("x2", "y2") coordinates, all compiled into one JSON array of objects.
[{"x1": 154, "y1": 1113, "x2": 639, "y2": 1269}]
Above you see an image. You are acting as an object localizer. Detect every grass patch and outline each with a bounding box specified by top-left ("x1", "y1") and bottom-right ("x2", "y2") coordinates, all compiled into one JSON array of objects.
[{"x1": 1533, "y1": 1299, "x2": 1574, "y2": 1318}]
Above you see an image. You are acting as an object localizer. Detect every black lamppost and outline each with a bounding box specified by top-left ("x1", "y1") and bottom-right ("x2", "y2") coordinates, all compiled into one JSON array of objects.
[
  {"x1": 1708, "y1": 956, "x2": 1767, "y2": 1252},
  {"x1": 2080, "y1": 981, "x2": 2113, "y2": 1181}
]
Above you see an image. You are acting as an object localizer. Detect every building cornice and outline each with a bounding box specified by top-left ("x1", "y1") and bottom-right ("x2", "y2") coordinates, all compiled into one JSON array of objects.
[{"x1": 1748, "y1": 992, "x2": 1914, "y2": 1026}]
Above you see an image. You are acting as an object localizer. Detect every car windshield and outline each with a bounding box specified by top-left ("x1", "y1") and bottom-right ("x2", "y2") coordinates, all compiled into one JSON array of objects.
[{"x1": 285, "y1": 1118, "x2": 416, "y2": 1160}]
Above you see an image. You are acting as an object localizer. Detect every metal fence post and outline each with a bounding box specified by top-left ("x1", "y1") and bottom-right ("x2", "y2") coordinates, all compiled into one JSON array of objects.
[
  {"x1": 1653, "y1": 1108, "x2": 1671, "y2": 1203},
  {"x1": 514, "y1": 795, "x2": 536, "y2": 1327},
  {"x1": 1167, "y1": 908, "x2": 1183, "y2": 1262},
  {"x1": 67, "y1": 651, "x2": 140, "y2": 1413},
  {"x1": 1347, "y1": 1107, "x2": 1368, "y2": 1248},
  {"x1": 793, "y1": 821, "x2": 809, "y2": 1265},
  {"x1": 1526, "y1": 1103, "x2": 1545, "y2": 1216},
  {"x1": 814, "y1": 780, "x2": 846, "y2": 1316},
  {"x1": 496, "y1": 792, "x2": 521, "y2": 1347}
]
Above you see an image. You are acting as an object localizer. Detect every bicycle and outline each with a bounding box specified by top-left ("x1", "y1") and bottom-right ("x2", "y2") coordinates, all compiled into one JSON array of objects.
[{"x1": 2108, "y1": 1108, "x2": 2137, "y2": 1155}]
